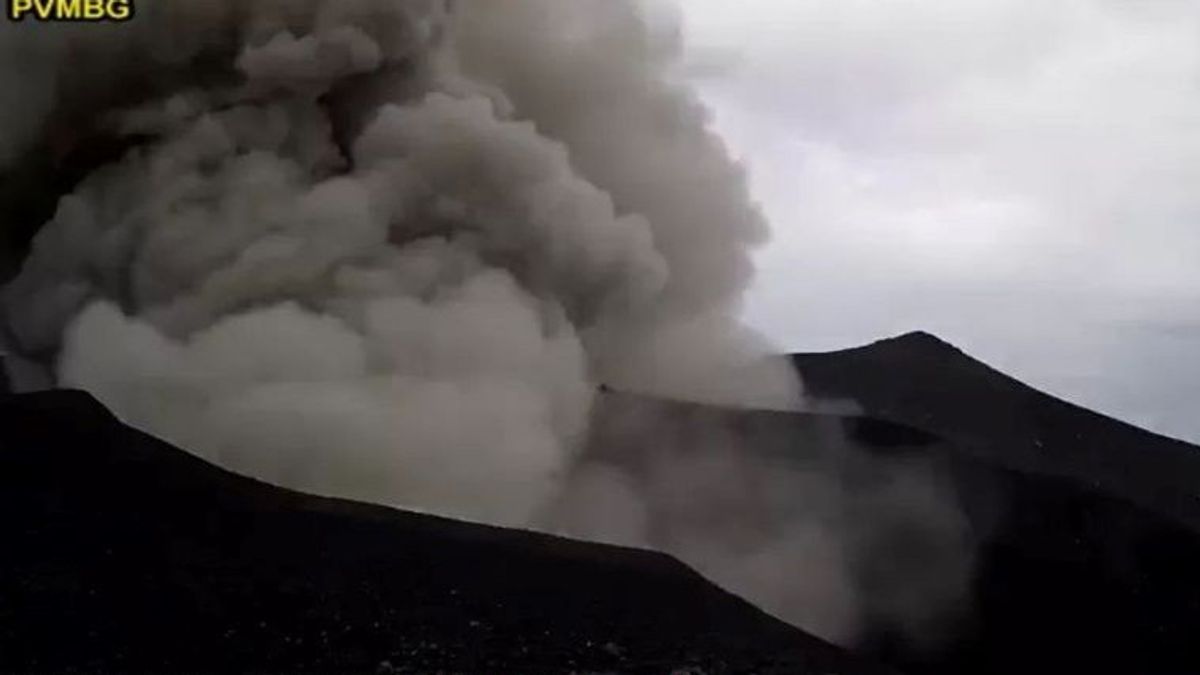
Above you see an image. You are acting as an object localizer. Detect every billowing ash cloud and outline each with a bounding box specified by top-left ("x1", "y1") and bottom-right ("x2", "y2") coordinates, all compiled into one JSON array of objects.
[
  {"x1": 0, "y1": 0, "x2": 792, "y2": 521},
  {"x1": 0, "y1": 0, "x2": 967, "y2": 647},
  {"x1": 550, "y1": 394, "x2": 973, "y2": 645}
]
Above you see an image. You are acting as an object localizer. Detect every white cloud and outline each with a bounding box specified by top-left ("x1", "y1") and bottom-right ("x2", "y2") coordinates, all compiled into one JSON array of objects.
[{"x1": 678, "y1": 0, "x2": 1200, "y2": 442}]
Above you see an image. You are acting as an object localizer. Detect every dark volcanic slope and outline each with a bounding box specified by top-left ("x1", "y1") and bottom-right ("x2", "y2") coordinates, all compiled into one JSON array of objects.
[
  {"x1": 794, "y1": 332, "x2": 1200, "y2": 529},
  {"x1": 0, "y1": 391, "x2": 886, "y2": 675},
  {"x1": 585, "y1": 392, "x2": 1200, "y2": 675}
]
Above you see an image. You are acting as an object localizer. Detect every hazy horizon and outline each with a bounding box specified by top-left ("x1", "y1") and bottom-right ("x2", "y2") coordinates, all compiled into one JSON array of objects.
[{"x1": 679, "y1": 0, "x2": 1200, "y2": 444}]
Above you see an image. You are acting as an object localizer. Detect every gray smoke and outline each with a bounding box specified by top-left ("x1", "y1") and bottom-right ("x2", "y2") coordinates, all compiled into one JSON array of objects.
[
  {"x1": 551, "y1": 394, "x2": 973, "y2": 645},
  {"x1": 0, "y1": 0, "x2": 969, "y2": 646}
]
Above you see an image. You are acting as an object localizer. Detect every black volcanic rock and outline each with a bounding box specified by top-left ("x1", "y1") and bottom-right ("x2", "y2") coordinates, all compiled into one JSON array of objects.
[
  {"x1": 583, "y1": 387, "x2": 1200, "y2": 675},
  {"x1": 8, "y1": 333, "x2": 1200, "y2": 675},
  {"x1": 0, "y1": 390, "x2": 887, "y2": 675},
  {"x1": 794, "y1": 332, "x2": 1200, "y2": 530},
  {"x1": 783, "y1": 333, "x2": 1200, "y2": 674},
  {"x1": 880, "y1": 446, "x2": 1200, "y2": 675}
]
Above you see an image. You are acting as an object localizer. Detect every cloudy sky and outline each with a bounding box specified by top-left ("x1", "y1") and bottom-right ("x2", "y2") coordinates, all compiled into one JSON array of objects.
[{"x1": 677, "y1": 0, "x2": 1200, "y2": 443}]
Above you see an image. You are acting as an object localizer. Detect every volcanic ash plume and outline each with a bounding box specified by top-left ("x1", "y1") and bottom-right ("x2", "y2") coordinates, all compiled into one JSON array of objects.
[
  {"x1": 0, "y1": 0, "x2": 971, "y2": 648},
  {"x1": 549, "y1": 394, "x2": 974, "y2": 645},
  {"x1": 0, "y1": 1, "x2": 796, "y2": 526}
]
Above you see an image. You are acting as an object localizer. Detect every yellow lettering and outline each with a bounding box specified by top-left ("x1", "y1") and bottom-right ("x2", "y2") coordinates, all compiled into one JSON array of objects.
[
  {"x1": 32, "y1": 0, "x2": 54, "y2": 19},
  {"x1": 54, "y1": 0, "x2": 79, "y2": 19},
  {"x1": 8, "y1": 0, "x2": 131, "y2": 21},
  {"x1": 106, "y1": 0, "x2": 129, "y2": 20},
  {"x1": 9, "y1": 0, "x2": 33, "y2": 20}
]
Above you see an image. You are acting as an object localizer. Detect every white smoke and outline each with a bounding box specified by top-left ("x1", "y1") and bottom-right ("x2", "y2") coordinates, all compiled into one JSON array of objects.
[{"x1": 0, "y1": 0, "x2": 967, "y2": 647}]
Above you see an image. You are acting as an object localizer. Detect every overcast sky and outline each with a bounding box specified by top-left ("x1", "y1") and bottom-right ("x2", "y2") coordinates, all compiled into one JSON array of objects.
[{"x1": 678, "y1": 0, "x2": 1200, "y2": 443}]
